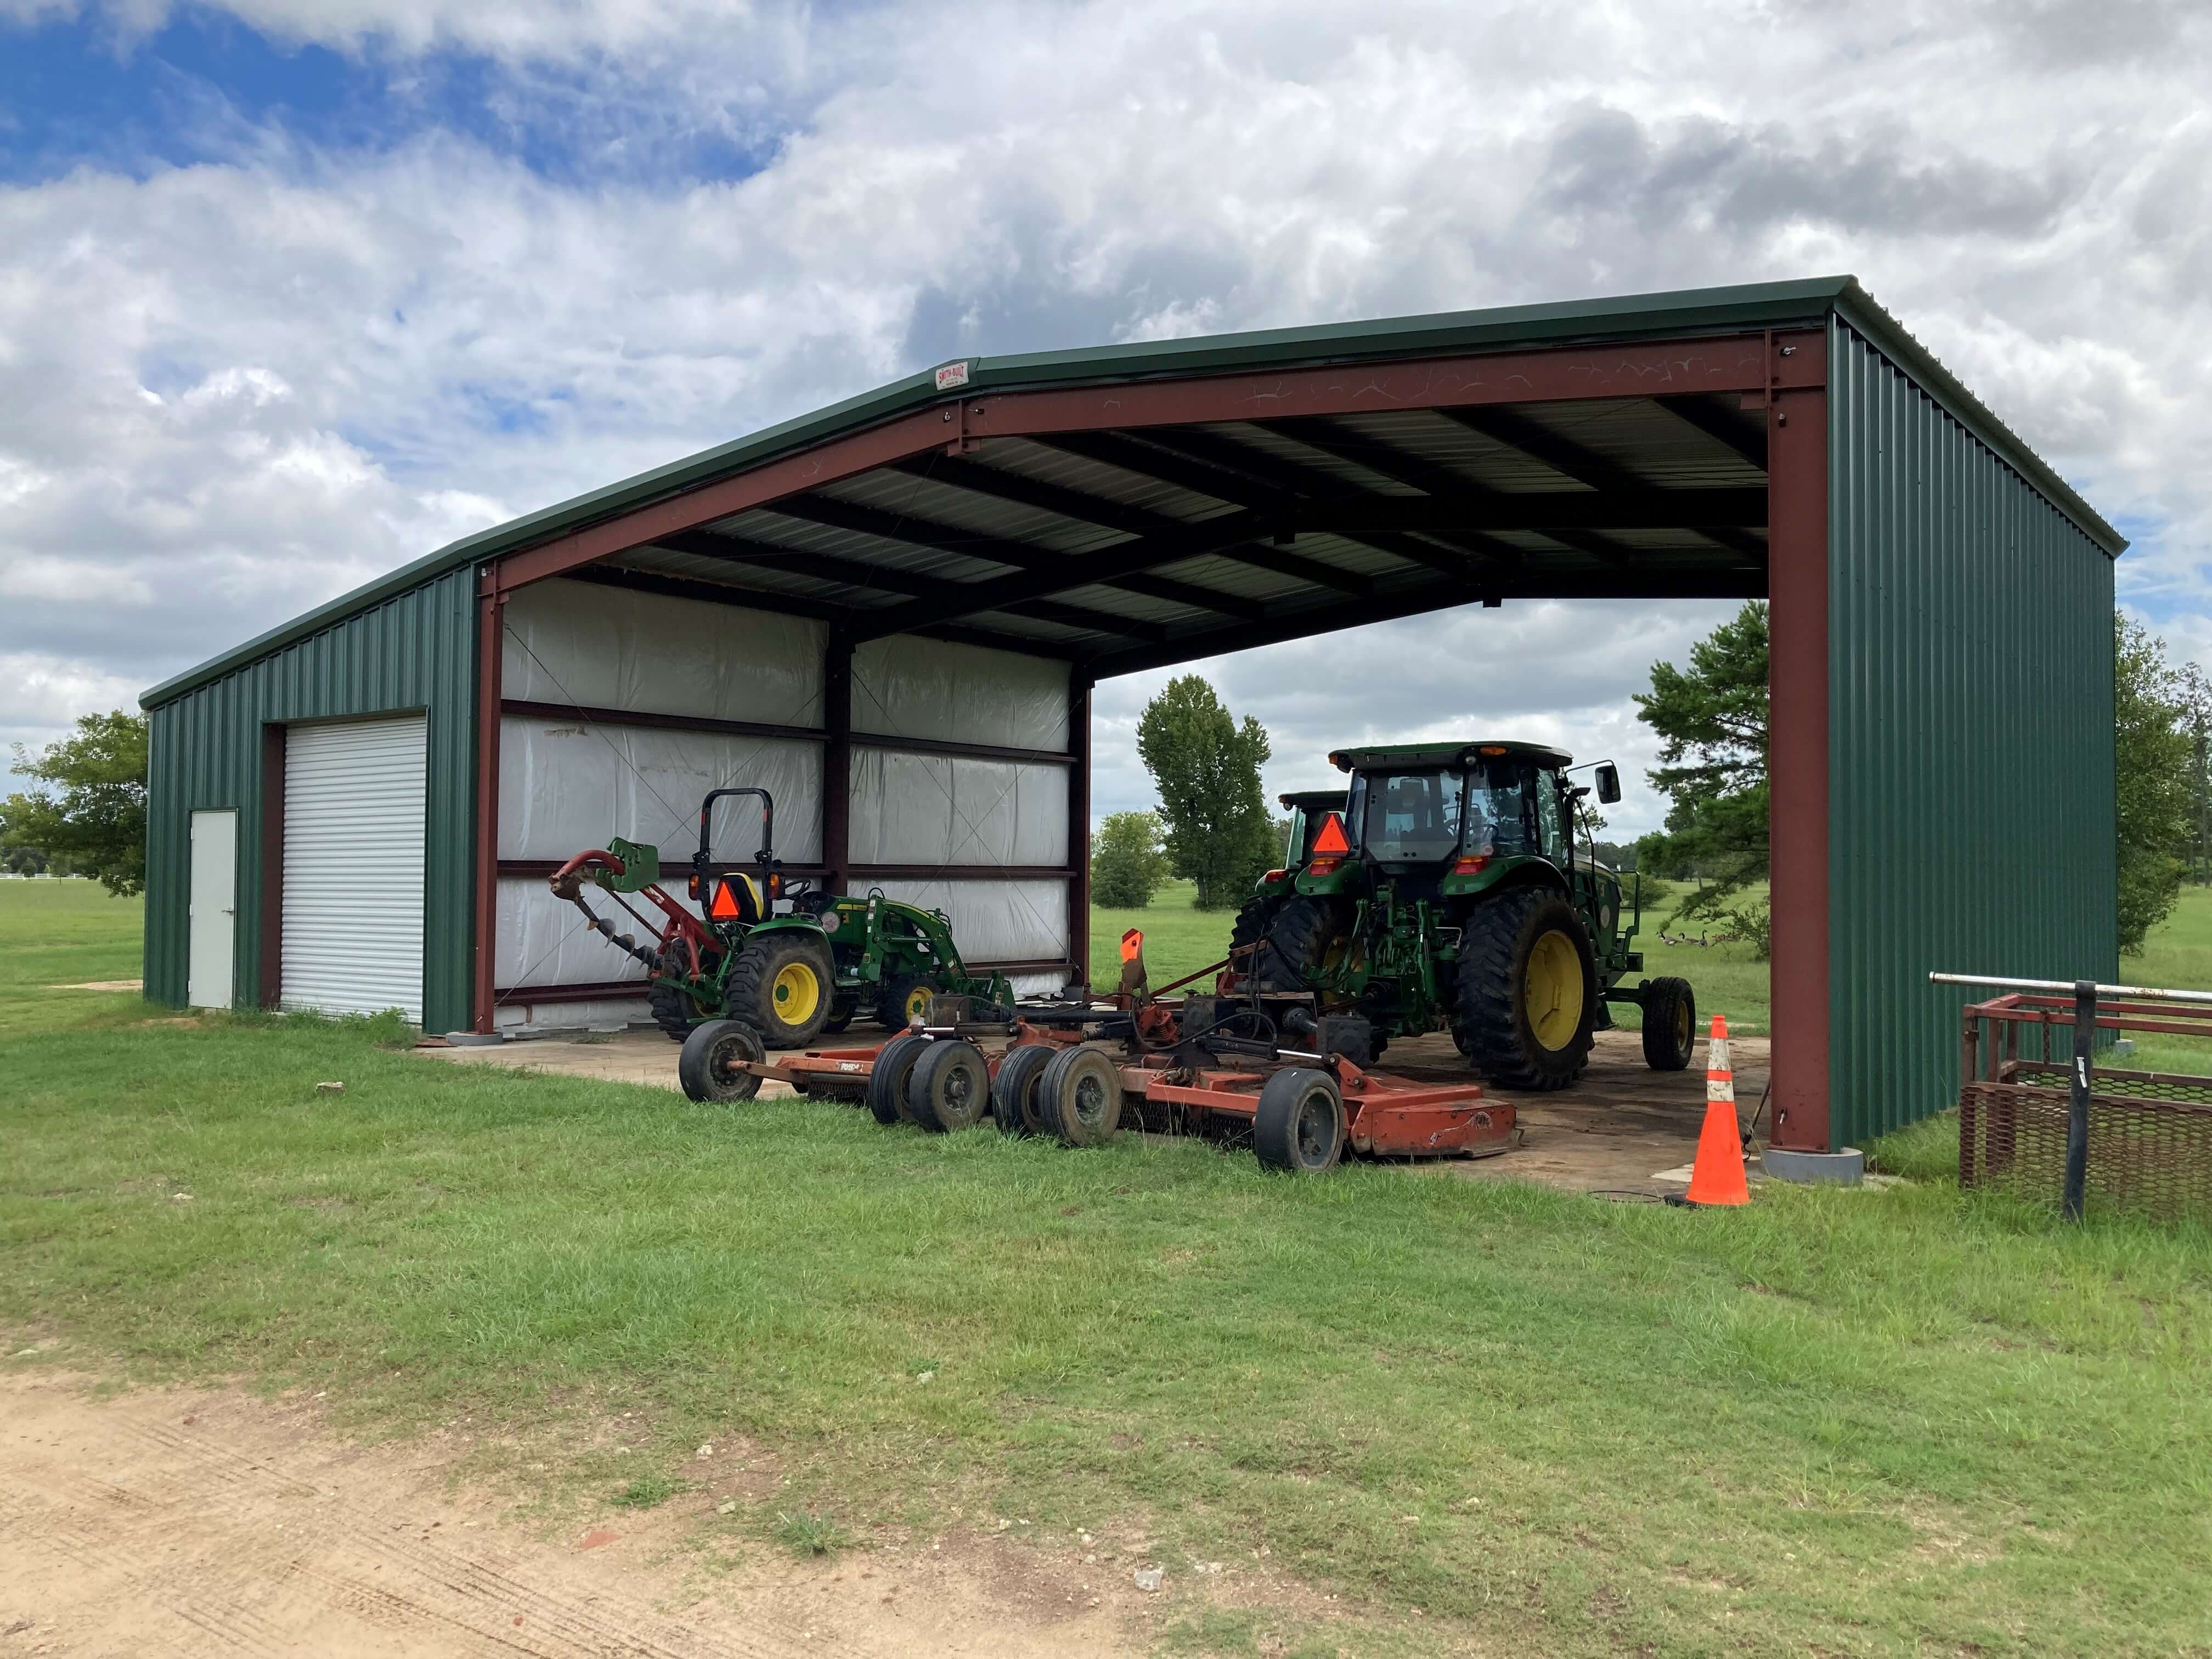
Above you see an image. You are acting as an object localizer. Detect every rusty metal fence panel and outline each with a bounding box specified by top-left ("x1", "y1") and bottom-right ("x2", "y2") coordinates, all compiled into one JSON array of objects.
[{"x1": 1959, "y1": 994, "x2": 2212, "y2": 1219}]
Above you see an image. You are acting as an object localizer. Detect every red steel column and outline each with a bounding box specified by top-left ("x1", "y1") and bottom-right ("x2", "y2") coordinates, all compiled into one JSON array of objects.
[
  {"x1": 472, "y1": 579, "x2": 505, "y2": 1035},
  {"x1": 1767, "y1": 377, "x2": 1831, "y2": 1152},
  {"x1": 1066, "y1": 670, "x2": 1093, "y2": 989},
  {"x1": 822, "y1": 633, "x2": 853, "y2": 891}
]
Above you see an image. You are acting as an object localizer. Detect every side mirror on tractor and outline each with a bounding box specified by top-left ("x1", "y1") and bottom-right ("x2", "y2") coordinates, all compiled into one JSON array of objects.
[{"x1": 1595, "y1": 762, "x2": 1621, "y2": 805}]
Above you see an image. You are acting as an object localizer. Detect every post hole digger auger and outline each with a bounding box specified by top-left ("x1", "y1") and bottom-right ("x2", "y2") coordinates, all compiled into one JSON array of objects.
[{"x1": 549, "y1": 785, "x2": 1014, "y2": 1049}]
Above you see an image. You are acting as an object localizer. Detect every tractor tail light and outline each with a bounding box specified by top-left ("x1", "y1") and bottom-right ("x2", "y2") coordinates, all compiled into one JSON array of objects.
[
  {"x1": 767, "y1": 871, "x2": 783, "y2": 898},
  {"x1": 1453, "y1": 855, "x2": 1490, "y2": 875},
  {"x1": 1307, "y1": 857, "x2": 1342, "y2": 876},
  {"x1": 1263, "y1": 868, "x2": 1286, "y2": 882},
  {"x1": 688, "y1": 873, "x2": 704, "y2": 900}
]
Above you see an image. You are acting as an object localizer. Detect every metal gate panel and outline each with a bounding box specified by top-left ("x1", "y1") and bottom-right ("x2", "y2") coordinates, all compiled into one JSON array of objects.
[{"x1": 282, "y1": 715, "x2": 428, "y2": 1022}]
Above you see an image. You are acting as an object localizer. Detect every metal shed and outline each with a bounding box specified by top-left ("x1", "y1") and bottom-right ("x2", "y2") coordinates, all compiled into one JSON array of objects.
[{"x1": 140, "y1": 275, "x2": 2123, "y2": 1156}]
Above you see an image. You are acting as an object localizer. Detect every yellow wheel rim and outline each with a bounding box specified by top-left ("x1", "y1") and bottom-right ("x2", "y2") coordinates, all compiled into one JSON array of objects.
[
  {"x1": 904, "y1": 984, "x2": 933, "y2": 1023},
  {"x1": 1525, "y1": 929, "x2": 1584, "y2": 1051},
  {"x1": 771, "y1": 960, "x2": 822, "y2": 1024},
  {"x1": 1674, "y1": 998, "x2": 1692, "y2": 1048}
]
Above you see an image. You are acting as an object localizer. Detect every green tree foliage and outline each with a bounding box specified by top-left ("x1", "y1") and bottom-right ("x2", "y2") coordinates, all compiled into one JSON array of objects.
[
  {"x1": 1090, "y1": 810, "x2": 1171, "y2": 909},
  {"x1": 2176, "y1": 660, "x2": 2212, "y2": 884},
  {"x1": 1135, "y1": 676, "x2": 1276, "y2": 911},
  {"x1": 2, "y1": 711, "x2": 149, "y2": 898},
  {"x1": 2114, "y1": 614, "x2": 2195, "y2": 952},
  {"x1": 1632, "y1": 601, "x2": 1772, "y2": 957}
]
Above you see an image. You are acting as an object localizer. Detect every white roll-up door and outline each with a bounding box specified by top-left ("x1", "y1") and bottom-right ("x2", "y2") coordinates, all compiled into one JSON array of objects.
[{"x1": 282, "y1": 715, "x2": 428, "y2": 1022}]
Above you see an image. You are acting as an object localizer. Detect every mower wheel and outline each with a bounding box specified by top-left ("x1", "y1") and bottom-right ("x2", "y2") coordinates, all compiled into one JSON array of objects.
[
  {"x1": 1639, "y1": 977, "x2": 1697, "y2": 1071},
  {"x1": 1455, "y1": 887, "x2": 1597, "y2": 1091},
  {"x1": 677, "y1": 1020, "x2": 765, "y2": 1104},
  {"x1": 821, "y1": 994, "x2": 857, "y2": 1035},
  {"x1": 1253, "y1": 1067, "x2": 1345, "y2": 1173},
  {"x1": 876, "y1": 973, "x2": 939, "y2": 1031},
  {"x1": 866, "y1": 1033, "x2": 931, "y2": 1126},
  {"x1": 991, "y1": 1043, "x2": 1055, "y2": 1137},
  {"x1": 647, "y1": 946, "x2": 712, "y2": 1042},
  {"x1": 909, "y1": 1039, "x2": 990, "y2": 1132},
  {"x1": 1037, "y1": 1045, "x2": 1124, "y2": 1147},
  {"x1": 725, "y1": 933, "x2": 835, "y2": 1047}
]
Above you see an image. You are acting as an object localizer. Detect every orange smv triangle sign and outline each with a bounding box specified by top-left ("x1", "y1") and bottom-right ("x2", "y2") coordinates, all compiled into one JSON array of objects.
[
  {"x1": 709, "y1": 879, "x2": 742, "y2": 921},
  {"x1": 1310, "y1": 812, "x2": 1351, "y2": 856}
]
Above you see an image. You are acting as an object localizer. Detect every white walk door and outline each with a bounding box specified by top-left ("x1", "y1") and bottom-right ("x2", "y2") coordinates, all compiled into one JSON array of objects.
[
  {"x1": 281, "y1": 715, "x2": 428, "y2": 1022},
  {"x1": 187, "y1": 809, "x2": 238, "y2": 1008}
]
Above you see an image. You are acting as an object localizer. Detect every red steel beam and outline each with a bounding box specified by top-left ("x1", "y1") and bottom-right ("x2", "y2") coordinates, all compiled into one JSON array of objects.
[
  {"x1": 1068, "y1": 671, "x2": 1092, "y2": 990},
  {"x1": 1766, "y1": 364, "x2": 1831, "y2": 1153},
  {"x1": 964, "y1": 332, "x2": 1819, "y2": 443},
  {"x1": 472, "y1": 585, "x2": 505, "y2": 1034}
]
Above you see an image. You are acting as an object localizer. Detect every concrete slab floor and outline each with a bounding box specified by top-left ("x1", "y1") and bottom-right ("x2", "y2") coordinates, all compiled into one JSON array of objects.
[{"x1": 414, "y1": 1024, "x2": 1770, "y2": 1200}]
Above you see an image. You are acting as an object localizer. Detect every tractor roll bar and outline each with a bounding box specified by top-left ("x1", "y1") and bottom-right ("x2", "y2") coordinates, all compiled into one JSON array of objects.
[{"x1": 697, "y1": 787, "x2": 775, "y2": 873}]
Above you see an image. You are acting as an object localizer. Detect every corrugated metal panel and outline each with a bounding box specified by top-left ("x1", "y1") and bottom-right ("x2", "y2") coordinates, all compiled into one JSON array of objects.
[
  {"x1": 1827, "y1": 317, "x2": 2118, "y2": 1148},
  {"x1": 282, "y1": 716, "x2": 428, "y2": 1020},
  {"x1": 143, "y1": 566, "x2": 477, "y2": 1030}
]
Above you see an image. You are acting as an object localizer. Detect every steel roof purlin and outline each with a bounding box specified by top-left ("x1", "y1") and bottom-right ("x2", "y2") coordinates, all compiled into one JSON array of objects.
[{"x1": 144, "y1": 276, "x2": 2122, "y2": 707}]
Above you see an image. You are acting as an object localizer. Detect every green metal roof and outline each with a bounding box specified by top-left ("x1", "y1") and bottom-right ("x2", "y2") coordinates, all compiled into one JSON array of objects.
[{"x1": 143, "y1": 275, "x2": 2123, "y2": 708}]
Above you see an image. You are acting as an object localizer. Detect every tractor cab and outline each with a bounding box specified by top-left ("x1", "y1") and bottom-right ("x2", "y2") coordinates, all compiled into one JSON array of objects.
[{"x1": 1277, "y1": 789, "x2": 1349, "y2": 869}]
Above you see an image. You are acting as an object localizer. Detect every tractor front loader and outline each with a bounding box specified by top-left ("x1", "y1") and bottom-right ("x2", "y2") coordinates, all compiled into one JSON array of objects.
[
  {"x1": 1233, "y1": 743, "x2": 1696, "y2": 1091},
  {"x1": 550, "y1": 786, "x2": 1013, "y2": 1048}
]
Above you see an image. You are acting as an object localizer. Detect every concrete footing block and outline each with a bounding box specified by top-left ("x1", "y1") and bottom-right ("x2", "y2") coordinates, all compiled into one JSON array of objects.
[
  {"x1": 443, "y1": 1031, "x2": 505, "y2": 1047},
  {"x1": 1759, "y1": 1146, "x2": 1865, "y2": 1185}
]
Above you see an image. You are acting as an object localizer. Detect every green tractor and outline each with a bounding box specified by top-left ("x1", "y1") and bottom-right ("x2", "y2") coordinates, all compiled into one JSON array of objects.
[
  {"x1": 1232, "y1": 743, "x2": 1694, "y2": 1090},
  {"x1": 550, "y1": 786, "x2": 1013, "y2": 1047}
]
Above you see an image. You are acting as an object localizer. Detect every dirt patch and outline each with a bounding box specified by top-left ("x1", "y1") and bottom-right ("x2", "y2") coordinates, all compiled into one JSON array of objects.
[
  {"x1": 0, "y1": 1371, "x2": 1158, "y2": 1656},
  {"x1": 52, "y1": 980, "x2": 142, "y2": 993}
]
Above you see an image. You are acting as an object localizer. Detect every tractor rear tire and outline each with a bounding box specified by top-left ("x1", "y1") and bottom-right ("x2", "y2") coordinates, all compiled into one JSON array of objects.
[
  {"x1": 909, "y1": 1039, "x2": 990, "y2": 1132},
  {"x1": 1259, "y1": 896, "x2": 1346, "y2": 991},
  {"x1": 678, "y1": 1019, "x2": 765, "y2": 1104},
  {"x1": 724, "y1": 932, "x2": 836, "y2": 1048},
  {"x1": 867, "y1": 1033, "x2": 930, "y2": 1126},
  {"x1": 991, "y1": 1043, "x2": 1055, "y2": 1137},
  {"x1": 1037, "y1": 1046, "x2": 1123, "y2": 1147},
  {"x1": 1253, "y1": 1068, "x2": 1345, "y2": 1173},
  {"x1": 1639, "y1": 977, "x2": 1697, "y2": 1071},
  {"x1": 876, "y1": 974, "x2": 939, "y2": 1031},
  {"x1": 1228, "y1": 895, "x2": 1278, "y2": 984},
  {"x1": 648, "y1": 946, "x2": 712, "y2": 1042},
  {"x1": 1454, "y1": 888, "x2": 1597, "y2": 1092}
]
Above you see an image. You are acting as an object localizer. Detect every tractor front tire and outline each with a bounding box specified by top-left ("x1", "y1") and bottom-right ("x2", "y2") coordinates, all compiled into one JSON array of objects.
[
  {"x1": 648, "y1": 946, "x2": 712, "y2": 1042},
  {"x1": 677, "y1": 1019, "x2": 765, "y2": 1104},
  {"x1": 1253, "y1": 1068, "x2": 1345, "y2": 1173},
  {"x1": 724, "y1": 933, "x2": 836, "y2": 1048},
  {"x1": 1639, "y1": 977, "x2": 1697, "y2": 1071},
  {"x1": 876, "y1": 974, "x2": 939, "y2": 1031},
  {"x1": 1454, "y1": 888, "x2": 1597, "y2": 1091},
  {"x1": 1259, "y1": 896, "x2": 1346, "y2": 992}
]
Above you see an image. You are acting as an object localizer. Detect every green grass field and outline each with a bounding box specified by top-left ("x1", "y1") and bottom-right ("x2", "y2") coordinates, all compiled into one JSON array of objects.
[{"x1": 7, "y1": 878, "x2": 2212, "y2": 1655}]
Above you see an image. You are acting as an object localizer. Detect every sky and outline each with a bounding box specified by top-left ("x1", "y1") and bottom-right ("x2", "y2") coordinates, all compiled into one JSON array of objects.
[{"x1": 2, "y1": 0, "x2": 2207, "y2": 840}]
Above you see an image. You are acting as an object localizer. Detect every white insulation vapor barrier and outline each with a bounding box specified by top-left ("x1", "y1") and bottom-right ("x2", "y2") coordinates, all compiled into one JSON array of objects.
[
  {"x1": 860, "y1": 877, "x2": 1069, "y2": 967},
  {"x1": 848, "y1": 749, "x2": 1068, "y2": 866},
  {"x1": 502, "y1": 578, "x2": 825, "y2": 727},
  {"x1": 492, "y1": 876, "x2": 684, "y2": 1031},
  {"x1": 851, "y1": 636, "x2": 1070, "y2": 751},
  {"x1": 499, "y1": 718, "x2": 823, "y2": 864}
]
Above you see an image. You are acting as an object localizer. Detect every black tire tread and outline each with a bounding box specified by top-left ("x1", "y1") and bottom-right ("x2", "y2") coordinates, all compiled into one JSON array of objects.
[
  {"x1": 991, "y1": 1044, "x2": 1054, "y2": 1137},
  {"x1": 677, "y1": 1019, "x2": 765, "y2": 1103},
  {"x1": 1259, "y1": 896, "x2": 1344, "y2": 992},
  {"x1": 1252, "y1": 1067, "x2": 1345, "y2": 1173},
  {"x1": 1454, "y1": 887, "x2": 1595, "y2": 1092},
  {"x1": 876, "y1": 973, "x2": 938, "y2": 1031},
  {"x1": 1640, "y1": 976, "x2": 1697, "y2": 1071},
  {"x1": 866, "y1": 1033, "x2": 930, "y2": 1125},
  {"x1": 725, "y1": 932, "x2": 834, "y2": 1048},
  {"x1": 648, "y1": 944, "x2": 712, "y2": 1042},
  {"x1": 909, "y1": 1039, "x2": 989, "y2": 1132}
]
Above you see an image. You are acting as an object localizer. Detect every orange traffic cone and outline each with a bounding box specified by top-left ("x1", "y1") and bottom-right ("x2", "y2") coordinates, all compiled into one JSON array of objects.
[{"x1": 1683, "y1": 1014, "x2": 1750, "y2": 1206}]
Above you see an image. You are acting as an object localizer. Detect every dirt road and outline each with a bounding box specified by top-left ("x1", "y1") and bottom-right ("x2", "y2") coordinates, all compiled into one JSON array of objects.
[{"x1": 0, "y1": 1372, "x2": 1149, "y2": 1658}]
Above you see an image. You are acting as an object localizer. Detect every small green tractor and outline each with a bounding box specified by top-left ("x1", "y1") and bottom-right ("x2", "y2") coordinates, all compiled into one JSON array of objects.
[
  {"x1": 550, "y1": 786, "x2": 1013, "y2": 1048},
  {"x1": 1232, "y1": 743, "x2": 1694, "y2": 1090}
]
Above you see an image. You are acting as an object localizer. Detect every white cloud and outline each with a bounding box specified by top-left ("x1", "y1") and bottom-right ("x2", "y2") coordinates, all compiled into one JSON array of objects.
[{"x1": 3, "y1": 0, "x2": 2208, "y2": 823}]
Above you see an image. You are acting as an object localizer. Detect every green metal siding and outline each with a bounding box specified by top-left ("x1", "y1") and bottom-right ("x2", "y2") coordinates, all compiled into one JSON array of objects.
[
  {"x1": 1827, "y1": 317, "x2": 2118, "y2": 1148},
  {"x1": 144, "y1": 566, "x2": 479, "y2": 1031}
]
